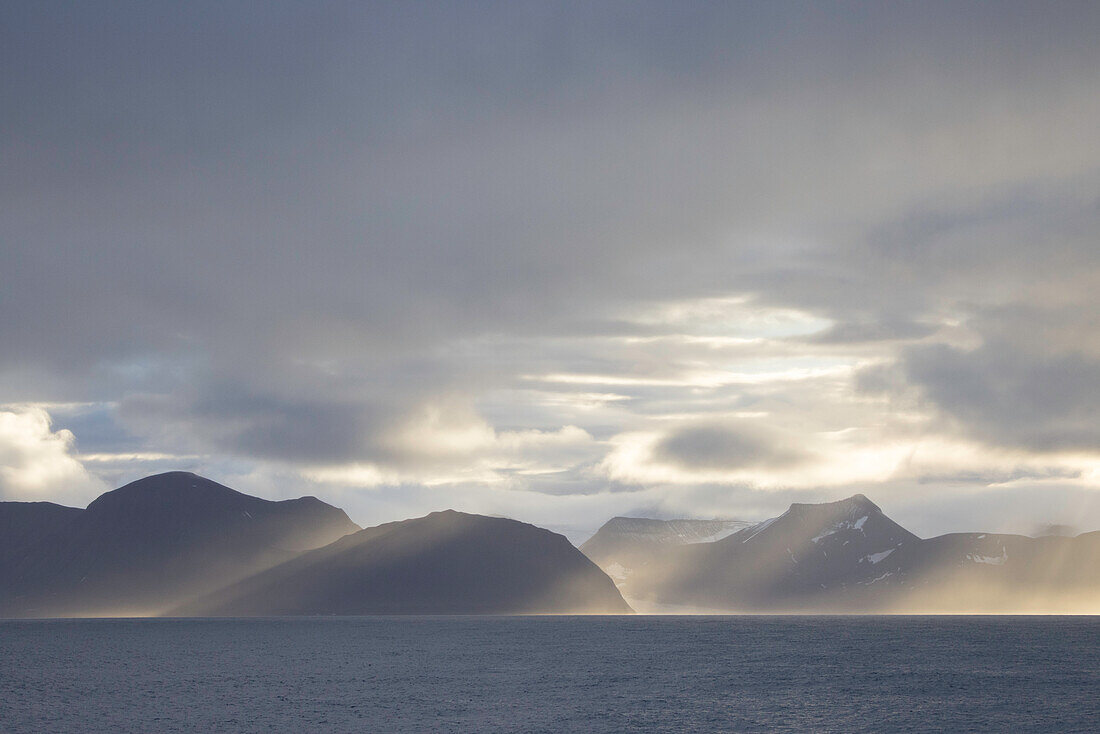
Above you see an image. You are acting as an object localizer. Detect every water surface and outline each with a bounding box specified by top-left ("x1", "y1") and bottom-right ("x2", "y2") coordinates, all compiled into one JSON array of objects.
[{"x1": 2, "y1": 616, "x2": 1096, "y2": 732}]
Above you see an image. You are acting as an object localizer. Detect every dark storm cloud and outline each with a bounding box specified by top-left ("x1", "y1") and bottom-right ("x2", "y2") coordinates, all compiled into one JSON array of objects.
[{"x1": 5, "y1": 1, "x2": 1097, "y2": 370}]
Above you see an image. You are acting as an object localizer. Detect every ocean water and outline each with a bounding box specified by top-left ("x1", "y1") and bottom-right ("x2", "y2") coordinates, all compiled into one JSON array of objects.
[{"x1": 1, "y1": 616, "x2": 1097, "y2": 733}]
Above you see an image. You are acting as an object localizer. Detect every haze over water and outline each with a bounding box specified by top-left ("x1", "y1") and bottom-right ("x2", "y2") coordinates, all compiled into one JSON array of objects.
[{"x1": 3, "y1": 616, "x2": 1098, "y2": 733}]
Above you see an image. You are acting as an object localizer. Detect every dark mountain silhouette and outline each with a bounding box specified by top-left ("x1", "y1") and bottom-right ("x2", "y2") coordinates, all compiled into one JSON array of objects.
[
  {"x1": 585, "y1": 495, "x2": 1100, "y2": 612},
  {"x1": 0, "y1": 472, "x2": 359, "y2": 617},
  {"x1": 178, "y1": 510, "x2": 632, "y2": 616},
  {"x1": 7, "y1": 473, "x2": 1096, "y2": 616},
  {"x1": 0, "y1": 501, "x2": 82, "y2": 590}
]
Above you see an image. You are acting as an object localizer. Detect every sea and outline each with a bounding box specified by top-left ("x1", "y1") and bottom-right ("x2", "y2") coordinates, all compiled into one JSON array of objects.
[{"x1": 1, "y1": 616, "x2": 1097, "y2": 733}]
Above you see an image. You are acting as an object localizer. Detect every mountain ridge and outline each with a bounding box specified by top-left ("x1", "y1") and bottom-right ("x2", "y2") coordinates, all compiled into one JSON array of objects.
[
  {"x1": 0, "y1": 472, "x2": 361, "y2": 617},
  {"x1": 583, "y1": 494, "x2": 1100, "y2": 613},
  {"x1": 176, "y1": 508, "x2": 633, "y2": 616},
  {"x1": 1, "y1": 474, "x2": 631, "y2": 617},
  {"x1": 5, "y1": 474, "x2": 1098, "y2": 616}
]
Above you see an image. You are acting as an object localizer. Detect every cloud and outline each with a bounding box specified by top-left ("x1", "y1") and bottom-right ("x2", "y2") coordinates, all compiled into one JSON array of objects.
[
  {"x1": 653, "y1": 423, "x2": 807, "y2": 471},
  {"x1": 901, "y1": 340, "x2": 1100, "y2": 452},
  {"x1": 117, "y1": 388, "x2": 382, "y2": 463},
  {"x1": 808, "y1": 320, "x2": 938, "y2": 345},
  {"x1": 0, "y1": 406, "x2": 105, "y2": 504},
  {"x1": 2, "y1": 3, "x2": 1100, "y2": 535},
  {"x1": 301, "y1": 416, "x2": 600, "y2": 491}
]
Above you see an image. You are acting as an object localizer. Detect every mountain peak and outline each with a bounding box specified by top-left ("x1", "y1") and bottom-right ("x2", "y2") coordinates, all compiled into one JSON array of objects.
[
  {"x1": 845, "y1": 493, "x2": 877, "y2": 509},
  {"x1": 1, "y1": 472, "x2": 361, "y2": 617},
  {"x1": 85, "y1": 472, "x2": 257, "y2": 517},
  {"x1": 787, "y1": 493, "x2": 881, "y2": 516}
]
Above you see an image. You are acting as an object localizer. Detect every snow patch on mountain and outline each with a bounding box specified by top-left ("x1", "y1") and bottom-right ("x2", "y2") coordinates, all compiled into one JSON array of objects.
[
  {"x1": 741, "y1": 513, "x2": 785, "y2": 543},
  {"x1": 812, "y1": 515, "x2": 870, "y2": 544},
  {"x1": 968, "y1": 548, "x2": 1008, "y2": 565},
  {"x1": 864, "y1": 549, "x2": 895, "y2": 564},
  {"x1": 861, "y1": 571, "x2": 894, "y2": 585}
]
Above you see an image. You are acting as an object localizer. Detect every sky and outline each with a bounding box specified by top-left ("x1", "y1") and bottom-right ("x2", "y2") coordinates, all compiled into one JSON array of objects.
[{"x1": 3, "y1": 1, "x2": 1100, "y2": 542}]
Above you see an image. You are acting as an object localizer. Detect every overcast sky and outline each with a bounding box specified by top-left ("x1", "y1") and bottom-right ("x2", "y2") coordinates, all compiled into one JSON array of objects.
[{"x1": 3, "y1": 1, "x2": 1100, "y2": 541}]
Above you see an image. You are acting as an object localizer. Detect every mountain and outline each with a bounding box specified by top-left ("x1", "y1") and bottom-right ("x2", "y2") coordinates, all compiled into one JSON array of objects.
[
  {"x1": 620, "y1": 495, "x2": 920, "y2": 610},
  {"x1": 178, "y1": 510, "x2": 633, "y2": 616},
  {"x1": 0, "y1": 501, "x2": 82, "y2": 589},
  {"x1": 580, "y1": 517, "x2": 753, "y2": 585},
  {"x1": 884, "y1": 530, "x2": 1100, "y2": 612},
  {"x1": 8, "y1": 474, "x2": 1095, "y2": 616},
  {"x1": 0, "y1": 472, "x2": 360, "y2": 617},
  {"x1": 589, "y1": 495, "x2": 1100, "y2": 613}
]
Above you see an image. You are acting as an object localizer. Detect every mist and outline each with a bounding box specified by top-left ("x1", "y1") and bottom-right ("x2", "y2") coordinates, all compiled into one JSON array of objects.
[{"x1": 580, "y1": 495, "x2": 1100, "y2": 614}]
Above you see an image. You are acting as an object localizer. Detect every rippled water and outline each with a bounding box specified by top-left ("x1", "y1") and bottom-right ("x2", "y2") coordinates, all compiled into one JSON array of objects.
[{"x1": 2, "y1": 616, "x2": 1097, "y2": 733}]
